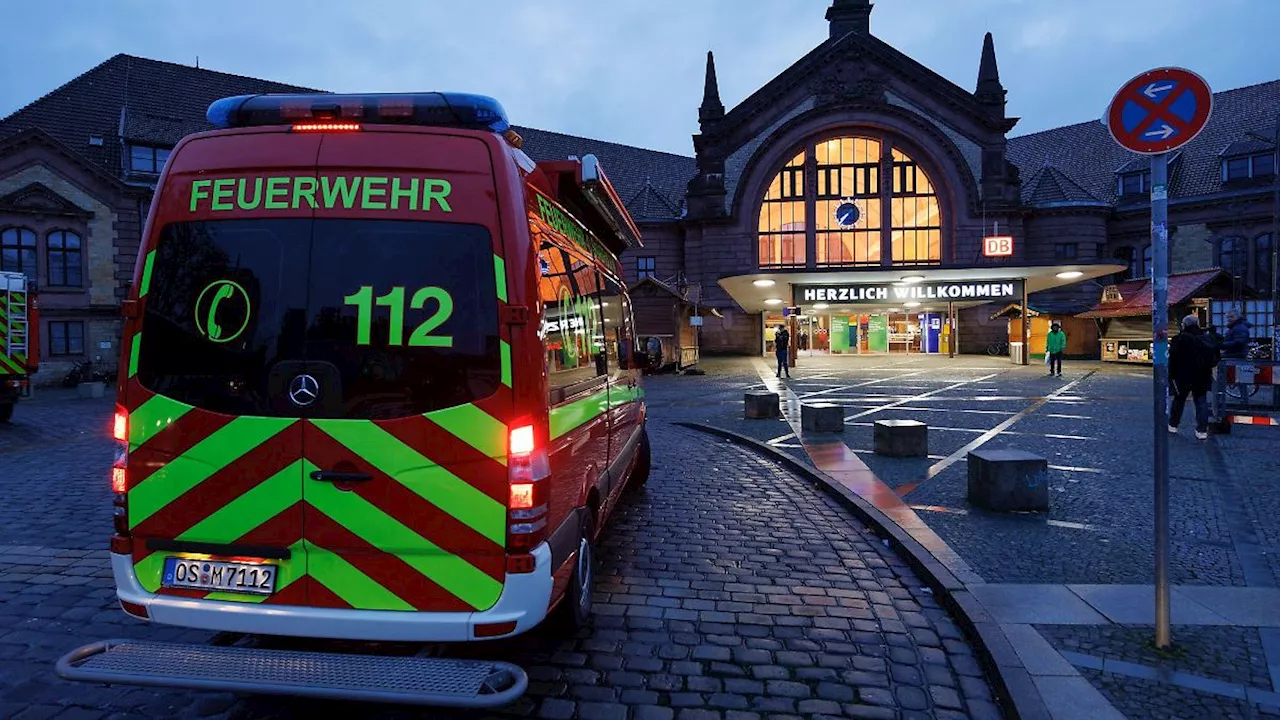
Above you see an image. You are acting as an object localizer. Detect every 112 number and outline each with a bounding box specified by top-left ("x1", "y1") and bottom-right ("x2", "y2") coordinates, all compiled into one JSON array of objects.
[{"x1": 343, "y1": 286, "x2": 454, "y2": 347}]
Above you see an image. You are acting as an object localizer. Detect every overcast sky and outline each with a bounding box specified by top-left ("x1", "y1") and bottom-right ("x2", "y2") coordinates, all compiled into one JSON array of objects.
[{"x1": 2, "y1": 0, "x2": 1276, "y2": 155}]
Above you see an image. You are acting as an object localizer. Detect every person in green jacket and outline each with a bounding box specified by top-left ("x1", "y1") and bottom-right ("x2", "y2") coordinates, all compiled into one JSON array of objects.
[{"x1": 1045, "y1": 321, "x2": 1067, "y2": 377}]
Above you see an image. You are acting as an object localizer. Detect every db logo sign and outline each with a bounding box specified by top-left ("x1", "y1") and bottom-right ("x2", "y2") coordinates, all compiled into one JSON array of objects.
[{"x1": 983, "y1": 235, "x2": 1014, "y2": 257}]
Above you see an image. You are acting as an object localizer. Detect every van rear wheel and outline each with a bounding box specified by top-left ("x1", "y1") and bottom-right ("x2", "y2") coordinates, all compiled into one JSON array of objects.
[{"x1": 556, "y1": 514, "x2": 596, "y2": 632}]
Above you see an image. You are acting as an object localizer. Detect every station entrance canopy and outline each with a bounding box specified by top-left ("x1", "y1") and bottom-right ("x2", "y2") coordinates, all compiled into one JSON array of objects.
[{"x1": 718, "y1": 263, "x2": 1125, "y2": 313}]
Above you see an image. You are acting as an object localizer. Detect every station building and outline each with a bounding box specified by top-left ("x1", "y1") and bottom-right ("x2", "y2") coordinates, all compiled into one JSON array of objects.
[{"x1": 1, "y1": 0, "x2": 1277, "y2": 378}]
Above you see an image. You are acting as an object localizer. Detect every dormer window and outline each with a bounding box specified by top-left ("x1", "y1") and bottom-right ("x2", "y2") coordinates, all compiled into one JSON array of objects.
[
  {"x1": 129, "y1": 145, "x2": 171, "y2": 174},
  {"x1": 1118, "y1": 171, "x2": 1149, "y2": 196},
  {"x1": 1222, "y1": 151, "x2": 1275, "y2": 182}
]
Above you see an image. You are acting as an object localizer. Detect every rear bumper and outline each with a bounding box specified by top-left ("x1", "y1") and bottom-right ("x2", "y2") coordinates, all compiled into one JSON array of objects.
[{"x1": 111, "y1": 543, "x2": 554, "y2": 642}]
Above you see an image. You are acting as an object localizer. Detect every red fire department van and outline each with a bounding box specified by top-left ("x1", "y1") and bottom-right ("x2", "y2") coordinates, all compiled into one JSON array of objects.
[{"x1": 57, "y1": 92, "x2": 651, "y2": 708}]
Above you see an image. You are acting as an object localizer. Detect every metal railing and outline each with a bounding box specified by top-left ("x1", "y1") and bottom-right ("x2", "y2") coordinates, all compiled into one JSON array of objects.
[{"x1": 1210, "y1": 358, "x2": 1280, "y2": 427}]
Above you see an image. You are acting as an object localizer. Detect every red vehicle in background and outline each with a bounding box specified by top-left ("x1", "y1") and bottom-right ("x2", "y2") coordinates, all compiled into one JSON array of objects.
[{"x1": 57, "y1": 92, "x2": 651, "y2": 709}]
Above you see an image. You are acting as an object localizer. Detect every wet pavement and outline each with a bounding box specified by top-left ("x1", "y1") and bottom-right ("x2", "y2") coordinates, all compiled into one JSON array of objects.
[
  {"x1": 0, "y1": 380, "x2": 1000, "y2": 719},
  {"x1": 667, "y1": 353, "x2": 1280, "y2": 719}
]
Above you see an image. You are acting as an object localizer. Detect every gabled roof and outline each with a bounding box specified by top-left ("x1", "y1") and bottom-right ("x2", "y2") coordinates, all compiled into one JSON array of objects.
[
  {"x1": 1008, "y1": 80, "x2": 1280, "y2": 206},
  {"x1": 0, "y1": 54, "x2": 696, "y2": 220},
  {"x1": 711, "y1": 28, "x2": 1014, "y2": 141},
  {"x1": 1077, "y1": 268, "x2": 1227, "y2": 318},
  {"x1": 1022, "y1": 164, "x2": 1103, "y2": 206}
]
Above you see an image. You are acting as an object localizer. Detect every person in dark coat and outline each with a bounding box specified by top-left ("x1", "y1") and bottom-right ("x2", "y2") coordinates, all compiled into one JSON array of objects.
[
  {"x1": 774, "y1": 324, "x2": 791, "y2": 379},
  {"x1": 1220, "y1": 310, "x2": 1252, "y2": 359},
  {"x1": 1168, "y1": 314, "x2": 1217, "y2": 440}
]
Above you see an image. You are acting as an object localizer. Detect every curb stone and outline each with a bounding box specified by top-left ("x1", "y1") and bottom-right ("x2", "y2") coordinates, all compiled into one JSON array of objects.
[{"x1": 673, "y1": 419, "x2": 1054, "y2": 720}]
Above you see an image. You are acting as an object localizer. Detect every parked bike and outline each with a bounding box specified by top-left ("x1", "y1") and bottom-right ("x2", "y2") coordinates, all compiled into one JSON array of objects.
[
  {"x1": 986, "y1": 341, "x2": 1009, "y2": 356},
  {"x1": 61, "y1": 357, "x2": 113, "y2": 388}
]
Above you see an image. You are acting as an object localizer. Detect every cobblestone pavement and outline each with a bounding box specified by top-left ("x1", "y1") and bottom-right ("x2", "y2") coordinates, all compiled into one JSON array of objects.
[
  {"x1": 0, "y1": 387, "x2": 1000, "y2": 719},
  {"x1": 658, "y1": 354, "x2": 1280, "y2": 718},
  {"x1": 1078, "y1": 668, "x2": 1279, "y2": 720},
  {"x1": 677, "y1": 355, "x2": 1280, "y2": 589}
]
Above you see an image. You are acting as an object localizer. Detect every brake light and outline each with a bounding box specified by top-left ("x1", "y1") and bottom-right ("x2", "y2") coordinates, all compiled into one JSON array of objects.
[
  {"x1": 111, "y1": 404, "x2": 132, "y2": 553},
  {"x1": 292, "y1": 123, "x2": 361, "y2": 132},
  {"x1": 113, "y1": 409, "x2": 127, "y2": 443},
  {"x1": 510, "y1": 425, "x2": 535, "y2": 457},
  {"x1": 506, "y1": 422, "x2": 550, "y2": 572}
]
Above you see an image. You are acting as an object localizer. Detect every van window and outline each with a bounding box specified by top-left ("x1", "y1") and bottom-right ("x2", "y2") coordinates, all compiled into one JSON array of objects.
[
  {"x1": 599, "y1": 274, "x2": 636, "y2": 371},
  {"x1": 137, "y1": 218, "x2": 500, "y2": 418},
  {"x1": 538, "y1": 240, "x2": 605, "y2": 400}
]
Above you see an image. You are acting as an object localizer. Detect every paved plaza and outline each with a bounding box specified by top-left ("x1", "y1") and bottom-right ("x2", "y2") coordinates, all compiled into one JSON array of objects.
[
  {"x1": 0, "y1": 381, "x2": 998, "y2": 719},
  {"x1": 2, "y1": 355, "x2": 1280, "y2": 718}
]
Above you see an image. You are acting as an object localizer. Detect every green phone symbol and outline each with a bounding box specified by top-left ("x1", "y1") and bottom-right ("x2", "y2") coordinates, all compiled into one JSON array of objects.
[{"x1": 195, "y1": 279, "x2": 251, "y2": 343}]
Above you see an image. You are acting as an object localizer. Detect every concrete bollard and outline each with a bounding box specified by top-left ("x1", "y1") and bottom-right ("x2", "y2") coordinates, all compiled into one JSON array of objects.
[
  {"x1": 966, "y1": 449, "x2": 1050, "y2": 512},
  {"x1": 873, "y1": 419, "x2": 928, "y2": 457},
  {"x1": 744, "y1": 391, "x2": 780, "y2": 419},
  {"x1": 801, "y1": 402, "x2": 844, "y2": 433}
]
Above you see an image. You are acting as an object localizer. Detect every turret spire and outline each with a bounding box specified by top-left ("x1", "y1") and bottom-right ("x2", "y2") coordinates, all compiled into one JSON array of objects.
[
  {"x1": 699, "y1": 51, "x2": 725, "y2": 125},
  {"x1": 826, "y1": 0, "x2": 873, "y2": 38},
  {"x1": 975, "y1": 32, "x2": 1007, "y2": 116}
]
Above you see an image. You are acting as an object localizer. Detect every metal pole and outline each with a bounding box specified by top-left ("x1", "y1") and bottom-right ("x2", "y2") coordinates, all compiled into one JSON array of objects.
[
  {"x1": 1272, "y1": 115, "x2": 1279, "y2": 363},
  {"x1": 1021, "y1": 282, "x2": 1030, "y2": 365},
  {"x1": 1152, "y1": 152, "x2": 1172, "y2": 648},
  {"x1": 948, "y1": 301, "x2": 955, "y2": 358}
]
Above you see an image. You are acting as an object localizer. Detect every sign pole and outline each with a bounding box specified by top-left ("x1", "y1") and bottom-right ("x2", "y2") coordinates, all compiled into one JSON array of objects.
[
  {"x1": 1151, "y1": 152, "x2": 1172, "y2": 648},
  {"x1": 1104, "y1": 65, "x2": 1213, "y2": 651},
  {"x1": 1272, "y1": 116, "x2": 1279, "y2": 365}
]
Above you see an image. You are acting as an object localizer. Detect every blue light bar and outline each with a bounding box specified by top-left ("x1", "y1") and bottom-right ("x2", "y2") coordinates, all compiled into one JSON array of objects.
[{"x1": 206, "y1": 92, "x2": 510, "y2": 133}]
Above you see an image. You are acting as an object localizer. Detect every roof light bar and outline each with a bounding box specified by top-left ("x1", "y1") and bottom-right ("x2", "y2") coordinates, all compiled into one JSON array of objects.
[{"x1": 206, "y1": 92, "x2": 510, "y2": 133}]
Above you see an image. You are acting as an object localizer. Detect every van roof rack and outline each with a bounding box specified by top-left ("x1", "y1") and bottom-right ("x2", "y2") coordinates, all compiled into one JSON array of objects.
[{"x1": 537, "y1": 154, "x2": 643, "y2": 255}]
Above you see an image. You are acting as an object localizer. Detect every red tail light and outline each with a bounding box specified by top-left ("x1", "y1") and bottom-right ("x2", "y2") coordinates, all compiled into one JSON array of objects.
[
  {"x1": 506, "y1": 423, "x2": 550, "y2": 571},
  {"x1": 111, "y1": 404, "x2": 132, "y2": 552},
  {"x1": 113, "y1": 408, "x2": 127, "y2": 443}
]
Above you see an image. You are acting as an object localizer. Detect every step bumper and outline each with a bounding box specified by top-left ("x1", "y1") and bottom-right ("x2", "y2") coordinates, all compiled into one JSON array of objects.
[{"x1": 56, "y1": 638, "x2": 527, "y2": 708}]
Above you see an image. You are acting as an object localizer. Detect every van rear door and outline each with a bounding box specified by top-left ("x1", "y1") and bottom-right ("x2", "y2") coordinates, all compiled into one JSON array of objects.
[
  {"x1": 299, "y1": 130, "x2": 511, "y2": 614},
  {"x1": 125, "y1": 132, "x2": 319, "y2": 606}
]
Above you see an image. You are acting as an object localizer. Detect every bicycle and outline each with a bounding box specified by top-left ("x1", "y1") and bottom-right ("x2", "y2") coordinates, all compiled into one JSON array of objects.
[{"x1": 986, "y1": 340, "x2": 1009, "y2": 356}]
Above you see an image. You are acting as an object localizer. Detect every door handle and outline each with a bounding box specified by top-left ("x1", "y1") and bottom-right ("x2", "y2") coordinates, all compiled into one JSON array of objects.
[{"x1": 310, "y1": 470, "x2": 372, "y2": 483}]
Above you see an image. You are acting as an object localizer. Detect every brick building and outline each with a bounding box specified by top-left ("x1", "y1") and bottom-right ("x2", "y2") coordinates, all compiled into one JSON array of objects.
[{"x1": 1, "y1": 0, "x2": 1276, "y2": 377}]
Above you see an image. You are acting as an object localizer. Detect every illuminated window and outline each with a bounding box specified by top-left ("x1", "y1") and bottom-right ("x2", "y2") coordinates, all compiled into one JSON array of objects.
[
  {"x1": 757, "y1": 151, "x2": 806, "y2": 268},
  {"x1": 889, "y1": 148, "x2": 941, "y2": 266},
  {"x1": 756, "y1": 137, "x2": 942, "y2": 269},
  {"x1": 815, "y1": 137, "x2": 881, "y2": 266}
]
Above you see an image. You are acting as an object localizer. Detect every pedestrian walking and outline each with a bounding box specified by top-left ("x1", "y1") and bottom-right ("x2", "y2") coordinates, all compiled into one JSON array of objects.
[
  {"x1": 774, "y1": 324, "x2": 791, "y2": 378},
  {"x1": 1169, "y1": 314, "x2": 1218, "y2": 440},
  {"x1": 1045, "y1": 321, "x2": 1067, "y2": 377}
]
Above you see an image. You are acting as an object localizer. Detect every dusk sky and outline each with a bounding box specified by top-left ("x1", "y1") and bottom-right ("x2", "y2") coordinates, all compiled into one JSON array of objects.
[{"x1": 2, "y1": 0, "x2": 1276, "y2": 155}]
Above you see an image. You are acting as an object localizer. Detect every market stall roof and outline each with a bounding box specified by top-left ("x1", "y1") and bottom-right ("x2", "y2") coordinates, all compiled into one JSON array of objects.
[
  {"x1": 1076, "y1": 268, "x2": 1227, "y2": 319},
  {"x1": 989, "y1": 304, "x2": 1044, "y2": 320}
]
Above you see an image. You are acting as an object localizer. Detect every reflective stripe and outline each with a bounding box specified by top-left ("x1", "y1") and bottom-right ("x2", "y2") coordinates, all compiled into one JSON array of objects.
[
  {"x1": 310, "y1": 419, "x2": 506, "y2": 545},
  {"x1": 177, "y1": 461, "x2": 301, "y2": 544},
  {"x1": 307, "y1": 479, "x2": 503, "y2": 610},
  {"x1": 128, "y1": 393, "x2": 194, "y2": 451},
  {"x1": 550, "y1": 388, "x2": 610, "y2": 439},
  {"x1": 494, "y1": 254, "x2": 507, "y2": 303},
  {"x1": 128, "y1": 333, "x2": 142, "y2": 378},
  {"x1": 428, "y1": 403, "x2": 508, "y2": 464},
  {"x1": 500, "y1": 340, "x2": 512, "y2": 387},
  {"x1": 139, "y1": 250, "x2": 156, "y2": 298},
  {"x1": 305, "y1": 542, "x2": 415, "y2": 611},
  {"x1": 128, "y1": 417, "x2": 294, "y2": 527}
]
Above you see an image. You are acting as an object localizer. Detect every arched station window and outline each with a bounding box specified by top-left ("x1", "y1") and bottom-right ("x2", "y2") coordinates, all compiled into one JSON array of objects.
[{"x1": 757, "y1": 136, "x2": 942, "y2": 269}]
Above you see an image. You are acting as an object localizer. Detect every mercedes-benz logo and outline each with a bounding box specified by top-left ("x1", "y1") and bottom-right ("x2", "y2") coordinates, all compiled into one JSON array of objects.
[{"x1": 288, "y1": 374, "x2": 320, "y2": 407}]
